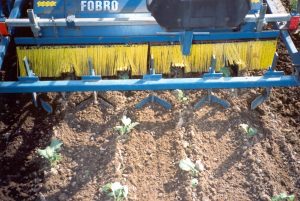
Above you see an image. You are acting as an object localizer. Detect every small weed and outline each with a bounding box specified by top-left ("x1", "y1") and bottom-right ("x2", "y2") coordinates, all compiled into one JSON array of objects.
[
  {"x1": 239, "y1": 124, "x2": 258, "y2": 137},
  {"x1": 115, "y1": 116, "x2": 139, "y2": 136},
  {"x1": 271, "y1": 193, "x2": 295, "y2": 201},
  {"x1": 175, "y1": 89, "x2": 189, "y2": 103},
  {"x1": 37, "y1": 139, "x2": 63, "y2": 166},
  {"x1": 102, "y1": 182, "x2": 128, "y2": 201}
]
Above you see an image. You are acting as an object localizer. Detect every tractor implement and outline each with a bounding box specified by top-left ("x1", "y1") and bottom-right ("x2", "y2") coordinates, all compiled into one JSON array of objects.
[{"x1": 0, "y1": 0, "x2": 299, "y2": 111}]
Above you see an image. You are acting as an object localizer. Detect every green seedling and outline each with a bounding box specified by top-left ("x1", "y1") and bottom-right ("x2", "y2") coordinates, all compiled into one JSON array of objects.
[
  {"x1": 179, "y1": 158, "x2": 200, "y2": 188},
  {"x1": 102, "y1": 182, "x2": 128, "y2": 201},
  {"x1": 115, "y1": 116, "x2": 139, "y2": 135},
  {"x1": 271, "y1": 193, "x2": 295, "y2": 201},
  {"x1": 179, "y1": 158, "x2": 199, "y2": 176},
  {"x1": 191, "y1": 178, "x2": 199, "y2": 188},
  {"x1": 175, "y1": 89, "x2": 189, "y2": 103},
  {"x1": 239, "y1": 124, "x2": 258, "y2": 137},
  {"x1": 37, "y1": 139, "x2": 63, "y2": 166}
]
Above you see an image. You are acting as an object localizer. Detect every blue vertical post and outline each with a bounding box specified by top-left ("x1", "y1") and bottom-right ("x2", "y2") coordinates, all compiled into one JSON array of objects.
[
  {"x1": 0, "y1": 2, "x2": 4, "y2": 17},
  {"x1": 181, "y1": 31, "x2": 193, "y2": 55},
  {"x1": 0, "y1": 37, "x2": 9, "y2": 70}
]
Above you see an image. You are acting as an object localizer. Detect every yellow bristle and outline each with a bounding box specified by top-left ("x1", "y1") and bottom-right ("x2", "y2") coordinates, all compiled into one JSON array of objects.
[
  {"x1": 17, "y1": 40, "x2": 277, "y2": 77},
  {"x1": 17, "y1": 45, "x2": 148, "y2": 77},
  {"x1": 151, "y1": 40, "x2": 277, "y2": 74}
]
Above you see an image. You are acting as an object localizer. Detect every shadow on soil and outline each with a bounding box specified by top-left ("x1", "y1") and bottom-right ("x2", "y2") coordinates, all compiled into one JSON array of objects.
[{"x1": 0, "y1": 94, "x2": 58, "y2": 200}]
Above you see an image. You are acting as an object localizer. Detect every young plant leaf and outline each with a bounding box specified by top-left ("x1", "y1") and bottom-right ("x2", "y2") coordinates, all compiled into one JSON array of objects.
[
  {"x1": 102, "y1": 182, "x2": 128, "y2": 201},
  {"x1": 175, "y1": 89, "x2": 189, "y2": 103},
  {"x1": 115, "y1": 116, "x2": 139, "y2": 136},
  {"x1": 191, "y1": 178, "x2": 199, "y2": 188},
  {"x1": 37, "y1": 138, "x2": 63, "y2": 166},
  {"x1": 127, "y1": 122, "x2": 139, "y2": 131},
  {"x1": 179, "y1": 158, "x2": 196, "y2": 172},
  {"x1": 121, "y1": 116, "x2": 131, "y2": 126},
  {"x1": 271, "y1": 193, "x2": 295, "y2": 201},
  {"x1": 239, "y1": 124, "x2": 257, "y2": 137}
]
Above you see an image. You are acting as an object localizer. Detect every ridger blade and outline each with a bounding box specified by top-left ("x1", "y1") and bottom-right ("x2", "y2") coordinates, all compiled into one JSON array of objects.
[{"x1": 251, "y1": 88, "x2": 271, "y2": 110}]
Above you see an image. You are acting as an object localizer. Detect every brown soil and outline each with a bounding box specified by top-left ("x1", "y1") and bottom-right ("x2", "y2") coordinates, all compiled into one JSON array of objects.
[{"x1": 0, "y1": 2, "x2": 300, "y2": 201}]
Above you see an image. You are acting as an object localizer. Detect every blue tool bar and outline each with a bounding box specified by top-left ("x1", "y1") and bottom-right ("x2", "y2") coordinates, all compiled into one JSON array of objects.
[
  {"x1": 0, "y1": 37, "x2": 9, "y2": 70},
  {"x1": 14, "y1": 30, "x2": 280, "y2": 45},
  {"x1": 0, "y1": 76, "x2": 299, "y2": 93}
]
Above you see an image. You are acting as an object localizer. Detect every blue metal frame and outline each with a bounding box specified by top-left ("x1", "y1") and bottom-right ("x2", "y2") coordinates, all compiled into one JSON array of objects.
[
  {"x1": 0, "y1": 76, "x2": 299, "y2": 93},
  {"x1": 14, "y1": 30, "x2": 280, "y2": 45},
  {"x1": 281, "y1": 30, "x2": 300, "y2": 66}
]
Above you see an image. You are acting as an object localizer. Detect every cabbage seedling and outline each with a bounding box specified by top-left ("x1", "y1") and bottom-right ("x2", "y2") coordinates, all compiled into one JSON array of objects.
[
  {"x1": 175, "y1": 89, "x2": 189, "y2": 103},
  {"x1": 102, "y1": 182, "x2": 128, "y2": 201},
  {"x1": 37, "y1": 139, "x2": 63, "y2": 166},
  {"x1": 179, "y1": 158, "x2": 199, "y2": 176},
  {"x1": 179, "y1": 158, "x2": 200, "y2": 188},
  {"x1": 115, "y1": 116, "x2": 139, "y2": 135},
  {"x1": 191, "y1": 178, "x2": 199, "y2": 188},
  {"x1": 271, "y1": 193, "x2": 295, "y2": 201},
  {"x1": 239, "y1": 124, "x2": 257, "y2": 137}
]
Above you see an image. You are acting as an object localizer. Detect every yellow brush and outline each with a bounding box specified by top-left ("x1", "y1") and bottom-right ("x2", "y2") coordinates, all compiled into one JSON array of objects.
[
  {"x1": 151, "y1": 40, "x2": 277, "y2": 74},
  {"x1": 17, "y1": 40, "x2": 277, "y2": 77}
]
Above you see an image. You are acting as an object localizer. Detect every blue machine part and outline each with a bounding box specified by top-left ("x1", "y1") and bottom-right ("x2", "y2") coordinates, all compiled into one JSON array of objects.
[
  {"x1": 34, "y1": 0, "x2": 148, "y2": 18},
  {"x1": 0, "y1": 0, "x2": 299, "y2": 111},
  {"x1": 0, "y1": 37, "x2": 10, "y2": 70},
  {"x1": 12, "y1": 0, "x2": 265, "y2": 44},
  {"x1": 0, "y1": 76, "x2": 299, "y2": 93},
  {"x1": 32, "y1": 0, "x2": 158, "y2": 38}
]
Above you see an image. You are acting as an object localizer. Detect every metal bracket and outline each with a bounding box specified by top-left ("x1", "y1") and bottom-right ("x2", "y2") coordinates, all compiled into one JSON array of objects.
[
  {"x1": 84, "y1": 58, "x2": 101, "y2": 104},
  {"x1": 203, "y1": 55, "x2": 223, "y2": 79},
  {"x1": 27, "y1": 9, "x2": 40, "y2": 37},
  {"x1": 142, "y1": 59, "x2": 163, "y2": 81},
  {"x1": 82, "y1": 58, "x2": 102, "y2": 82},
  {"x1": 18, "y1": 56, "x2": 39, "y2": 82},
  {"x1": 136, "y1": 56, "x2": 172, "y2": 110},
  {"x1": 256, "y1": 3, "x2": 267, "y2": 32},
  {"x1": 251, "y1": 53, "x2": 279, "y2": 109},
  {"x1": 66, "y1": 15, "x2": 76, "y2": 28},
  {"x1": 20, "y1": 57, "x2": 52, "y2": 113},
  {"x1": 180, "y1": 31, "x2": 193, "y2": 55},
  {"x1": 195, "y1": 55, "x2": 230, "y2": 109},
  {"x1": 263, "y1": 53, "x2": 284, "y2": 77},
  {"x1": 23, "y1": 56, "x2": 38, "y2": 107}
]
